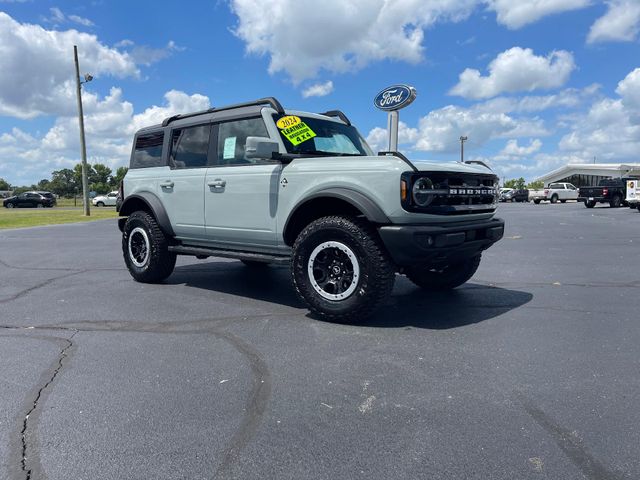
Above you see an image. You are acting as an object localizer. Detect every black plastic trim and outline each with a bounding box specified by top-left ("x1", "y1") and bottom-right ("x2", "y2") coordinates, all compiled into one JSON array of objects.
[
  {"x1": 118, "y1": 193, "x2": 175, "y2": 237},
  {"x1": 168, "y1": 245, "x2": 289, "y2": 264},
  {"x1": 319, "y1": 110, "x2": 351, "y2": 126},
  {"x1": 378, "y1": 151, "x2": 418, "y2": 172}
]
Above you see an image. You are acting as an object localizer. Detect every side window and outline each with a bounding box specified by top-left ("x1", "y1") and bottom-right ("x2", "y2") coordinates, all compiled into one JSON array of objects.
[
  {"x1": 131, "y1": 132, "x2": 165, "y2": 168},
  {"x1": 216, "y1": 118, "x2": 269, "y2": 166},
  {"x1": 170, "y1": 124, "x2": 211, "y2": 169}
]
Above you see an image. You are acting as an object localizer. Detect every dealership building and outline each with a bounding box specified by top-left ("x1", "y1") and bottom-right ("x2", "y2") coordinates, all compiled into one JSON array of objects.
[{"x1": 536, "y1": 163, "x2": 640, "y2": 187}]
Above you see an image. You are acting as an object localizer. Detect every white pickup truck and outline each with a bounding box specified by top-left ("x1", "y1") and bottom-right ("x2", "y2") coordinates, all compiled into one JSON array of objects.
[
  {"x1": 530, "y1": 182, "x2": 579, "y2": 204},
  {"x1": 627, "y1": 179, "x2": 639, "y2": 211}
]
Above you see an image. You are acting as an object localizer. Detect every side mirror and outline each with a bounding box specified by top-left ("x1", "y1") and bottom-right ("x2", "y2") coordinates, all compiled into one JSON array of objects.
[{"x1": 245, "y1": 136, "x2": 279, "y2": 160}]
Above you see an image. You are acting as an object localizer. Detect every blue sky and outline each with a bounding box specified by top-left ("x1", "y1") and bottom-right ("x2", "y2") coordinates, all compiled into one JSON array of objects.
[{"x1": 0, "y1": 0, "x2": 639, "y2": 185}]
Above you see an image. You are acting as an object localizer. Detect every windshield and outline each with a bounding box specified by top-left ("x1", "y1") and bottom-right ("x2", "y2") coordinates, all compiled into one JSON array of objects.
[{"x1": 272, "y1": 114, "x2": 373, "y2": 156}]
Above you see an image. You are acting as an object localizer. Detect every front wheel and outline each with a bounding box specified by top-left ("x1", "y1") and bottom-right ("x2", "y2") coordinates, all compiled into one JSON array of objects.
[
  {"x1": 122, "y1": 211, "x2": 176, "y2": 283},
  {"x1": 6, "y1": 203, "x2": 14, "y2": 208},
  {"x1": 405, "y1": 255, "x2": 481, "y2": 291},
  {"x1": 291, "y1": 216, "x2": 395, "y2": 322},
  {"x1": 533, "y1": 200, "x2": 541, "y2": 204},
  {"x1": 96, "y1": 201, "x2": 105, "y2": 207}
]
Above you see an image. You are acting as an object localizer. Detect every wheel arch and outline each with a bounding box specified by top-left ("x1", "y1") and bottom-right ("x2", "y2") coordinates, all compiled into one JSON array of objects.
[
  {"x1": 283, "y1": 188, "x2": 389, "y2": 246},
  {"x1": 118, "y1": 193, "x2": 175, "y2": 237}
]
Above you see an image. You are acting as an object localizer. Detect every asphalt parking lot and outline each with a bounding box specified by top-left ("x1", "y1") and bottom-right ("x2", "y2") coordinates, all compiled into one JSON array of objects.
[{"x1": 1, "y1": 202, "x2": 639, "y2": 480}]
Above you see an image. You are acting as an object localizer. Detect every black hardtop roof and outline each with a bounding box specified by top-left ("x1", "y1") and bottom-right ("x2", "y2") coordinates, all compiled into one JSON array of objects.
[{"x1": 134, "y1": 97, "x2": 351, "y2": 136}]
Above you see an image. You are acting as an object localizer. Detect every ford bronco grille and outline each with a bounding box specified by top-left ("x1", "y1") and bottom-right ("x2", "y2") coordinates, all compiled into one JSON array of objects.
[{"x1": 401, "y1": 172, "x2": 499, "y2": 215}]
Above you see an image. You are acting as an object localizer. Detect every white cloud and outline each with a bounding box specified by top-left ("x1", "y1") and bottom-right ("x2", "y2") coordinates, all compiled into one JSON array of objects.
[
  {"x1": 616, "y1": 67, "x2": 640, "y2": 110},
  {"x1": 587, "y1": 0, "x2": 640, "y2": 44},
  {"x1": 499, "y1": 138, "x2": 542, "y2": 156},
  {"x1": 486, "y1": 0, "x2": 591, "y2": 29},
  {"x1": 302, "y1": 81, "x2": 334, "y2": 98},
  {"x1": 229, "y1": 0, "x2": 478, "y2": 83},
  {"x1": 43, "y1": 7, "x2": 94, "y2": 27},
  {"x1": 365, "y1": 121, "x2": 419, "y2": 153},
  {"x1": 450, "y1": 47, "x2": 576, "y2": 99},
  {"x1": 68, "y1": 14, "x2": 95, "y2": 27},
  {"x1": 117, "y1": 40, "x2": 185, "y2": 67},
  {"x1": 0, "y1": 89, "x2": 211, "y2": 185},
  {"x1": 0, "y1": 12, "x2": 138, "y2": 119}
]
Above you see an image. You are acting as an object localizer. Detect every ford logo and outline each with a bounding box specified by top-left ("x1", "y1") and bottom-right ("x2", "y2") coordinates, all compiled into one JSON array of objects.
[{"x1": 373, "y1": 84, "x2": 417, "y2": 111}]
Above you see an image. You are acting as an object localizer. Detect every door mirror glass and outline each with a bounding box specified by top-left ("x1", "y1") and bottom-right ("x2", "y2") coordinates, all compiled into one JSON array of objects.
[{"x1": 245, "y1": 136, "x2": 279, "y2": 160}]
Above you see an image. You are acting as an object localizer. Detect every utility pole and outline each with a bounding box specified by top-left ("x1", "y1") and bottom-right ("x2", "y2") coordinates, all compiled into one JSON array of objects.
[
  {"x1": 459, "y1": 136, "x2": 468, "y2": 163},
  {"x1": 74, "y1": 45, "x2": 92, "y2": 216}
]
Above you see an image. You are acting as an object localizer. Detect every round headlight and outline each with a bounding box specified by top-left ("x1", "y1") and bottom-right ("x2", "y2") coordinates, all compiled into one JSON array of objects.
[{"x1": 412, "y1": 177, "x2": 435, "y2": 207}]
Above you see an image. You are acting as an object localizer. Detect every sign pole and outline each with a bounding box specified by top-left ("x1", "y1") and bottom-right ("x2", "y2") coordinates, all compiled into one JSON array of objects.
[{"x1": 388, "y1": 111, "x2": 399, "y2": 151}]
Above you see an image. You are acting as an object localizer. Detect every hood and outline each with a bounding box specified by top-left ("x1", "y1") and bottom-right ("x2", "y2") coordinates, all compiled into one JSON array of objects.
[{"x1": 409, "y1": 159, "x2": 494, "y2": 175}]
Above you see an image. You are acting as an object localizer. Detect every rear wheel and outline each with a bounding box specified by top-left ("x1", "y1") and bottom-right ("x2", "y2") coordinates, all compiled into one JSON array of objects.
[
  {"x1": 609, "y1": 195, "x2": 622, "y2": 208},
  {"x1": 291, "y1": 215, "x2": 395, "y2": 322},
  {"x1": 560, "y1": 199, "x2": 567, "y2": 203},
  {"x1": 36, "y1": 204, "x2": 44, "y2": 208},
  {"x1": 550, "y1": 195, "x2": 558, "y2": 204},
  {"x1": 585, "y1": 201, "x2": 596, "y2": 208},
  {"x1": 406, "y1": 255, "x2": 481, "y2": 291},
  {"x1": 122, "y1": 211, "x2": 176, "y2": 283},
  {"x1": 533, "y1": 200, "x2": 541, "y2": 204}
]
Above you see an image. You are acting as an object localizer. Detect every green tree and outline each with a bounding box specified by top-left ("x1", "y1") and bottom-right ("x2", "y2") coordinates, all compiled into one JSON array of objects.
[
  {"x1": 527, "y1": 180, "x2": 544, "y2": 190},
  {"x1": 503, "y1": 177, "x2": 526, "y2": 189},
  {"x1": 73, "y1": 163, "x2": 98, "y2": 190},
  {"x1": 0, "y1": 178, "x2": 10, "y2": 190},
  {"x1": 37, "y1": 179, "x2": 51, "y2": 191},
  {"x1": 93, "y1": 163, "x2": 112, "y2": 185},
  {"x1": 112, "y1": 166, "x2": 128, "y2": 187},
  {"x1": 50, "y1": 168, "x2": 78, "y2": 197},
  {"x1": 12, "y1": 186, "x2": 30, "y2": 195}
]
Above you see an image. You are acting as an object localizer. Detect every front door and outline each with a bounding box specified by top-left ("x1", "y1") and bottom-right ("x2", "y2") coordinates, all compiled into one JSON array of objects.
[
  {"x1": 204, "y1": 117, "x2": 281, "y2": 249},
  {"x1": 157, "y1": 122, "x2": 211, "y2": 241}
]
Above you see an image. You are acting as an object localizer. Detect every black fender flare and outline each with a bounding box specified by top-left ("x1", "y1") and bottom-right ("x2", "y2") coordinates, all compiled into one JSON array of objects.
[
  {"x1": 284, "y1": 187, "x2": 389, "y2": 236},
  {"x1": 118, "y1": 193, "x2": 175, "y2": 237}
]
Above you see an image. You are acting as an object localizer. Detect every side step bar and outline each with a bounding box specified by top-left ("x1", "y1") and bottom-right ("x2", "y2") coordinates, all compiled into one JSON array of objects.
[{"x1": 168, "y1": 245, "x2": 290, "y2": 265}]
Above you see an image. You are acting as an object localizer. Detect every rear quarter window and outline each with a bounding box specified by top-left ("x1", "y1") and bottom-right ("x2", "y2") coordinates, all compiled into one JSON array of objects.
[{"x1": 131, "y1": 132, "x2": 165, "y2": 168}]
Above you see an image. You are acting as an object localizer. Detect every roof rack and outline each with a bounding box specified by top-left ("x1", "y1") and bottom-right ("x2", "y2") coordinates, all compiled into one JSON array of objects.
[
  {"x1": 319, "y1": 110, "x2": 351, "y2": 126},
  {"x1": 162, "y1": 97, "x2": 285, "y2": 127}
]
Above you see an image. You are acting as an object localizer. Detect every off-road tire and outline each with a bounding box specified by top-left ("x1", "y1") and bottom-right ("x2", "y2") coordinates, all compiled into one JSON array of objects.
[
  {"x1": 550, "y1": 195, "x2": 558, "y2": 204},
  {"x1": 533, "y1": 200, "x2": 541, "y2": 204},
  {"x1": 609, "y1": 195, "x2": 622, "y2": 208},
  {"x1": 291, "y1": 215, "x2": 395, "y2": 323},
  {"x1": 585, "y1": 201, "x2": 596, "y2": 208},
  {"x1": 122, "y1": 211, "x2": 176, "y2": 283},
  {"x1": 405, "y1": 254, "x2": 482, "y2": 291}
]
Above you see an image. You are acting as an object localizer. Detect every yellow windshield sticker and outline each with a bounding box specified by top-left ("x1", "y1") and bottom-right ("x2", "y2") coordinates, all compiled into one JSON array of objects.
[
  {"x1": 281, "y1": 122, "x2": 316, "y2": 146},
  {"x1": 276, "y1": 115, "x2": 301, "y2": 129}
]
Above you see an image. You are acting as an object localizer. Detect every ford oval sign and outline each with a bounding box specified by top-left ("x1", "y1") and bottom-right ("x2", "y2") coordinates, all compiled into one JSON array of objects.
[{"x1": 373, "y1": 84, "x2": 417, "y2": 111}]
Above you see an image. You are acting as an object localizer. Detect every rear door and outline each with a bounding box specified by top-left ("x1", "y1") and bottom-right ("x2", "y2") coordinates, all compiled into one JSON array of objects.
[
  {"x1": 157, "y1": 122, "x2": 212, "y2": 241},
  {"x1": 204, "y1": 117, "x2": 281, "y2": 249}
]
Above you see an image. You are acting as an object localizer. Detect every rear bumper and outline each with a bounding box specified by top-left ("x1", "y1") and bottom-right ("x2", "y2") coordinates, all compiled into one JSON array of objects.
[
  {"x1": 378, "y1": 218, "x2": 505, "y2": 268},
  {"x1": 578, "y1": 196, "x2": 605, "y2": 203}
]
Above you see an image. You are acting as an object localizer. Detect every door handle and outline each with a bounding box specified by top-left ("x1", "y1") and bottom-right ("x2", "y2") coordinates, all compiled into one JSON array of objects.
[
  {"x1": 207, "y1": 179, "x2": 226, "y2": 189},
  {"x1": 160, "y1": 181, "x2": 174, "y2": 188}
]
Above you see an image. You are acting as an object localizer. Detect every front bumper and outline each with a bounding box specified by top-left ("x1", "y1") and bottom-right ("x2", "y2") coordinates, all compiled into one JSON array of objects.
[{"x1": 378, "y1": 218, "x2": 505, "y2": 267}]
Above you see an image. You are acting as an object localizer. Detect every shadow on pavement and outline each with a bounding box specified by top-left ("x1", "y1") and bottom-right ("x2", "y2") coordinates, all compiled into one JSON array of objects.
[{"x1": 169, "y1": 261, "x2": 532, "y2": 330}]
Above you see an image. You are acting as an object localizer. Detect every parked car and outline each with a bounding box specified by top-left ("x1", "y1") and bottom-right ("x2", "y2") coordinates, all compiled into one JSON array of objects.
[
  {"x1": 3, "y1": 191, "x2": 56, "y2": 208},
  {"x1": 578, "y1": 178, "x2": 633, "y2": 208},
  {"x1": 530, "y1": 183, "x2": 578, "y2": 204},
  {"x1": 625, "y1": 179, "x2": 639, "y2": 211},
  {"x1": 500, "y1": 188, "x2": 529, "y2": 202},
  {"x1": 92, "y1": 191, "x2": 119, "y2": 207},
  {"x1": 117, "y1": 97, "x2": 504, "y2": 322}
]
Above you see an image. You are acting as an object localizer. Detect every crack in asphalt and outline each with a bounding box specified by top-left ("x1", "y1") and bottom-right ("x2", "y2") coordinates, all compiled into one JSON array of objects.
[
  {"x1": 0, "y1": 270, "x2": 88, "y2": 304},
  {"x1": 518, "y1": 395, "x2": 625, "y2": 480},
  {"x1": 19, "y1": 330, "x2": 77, "y2": 480},
  {"x1": 1, "y1": 321, "x2": 272, "y2": 480}
]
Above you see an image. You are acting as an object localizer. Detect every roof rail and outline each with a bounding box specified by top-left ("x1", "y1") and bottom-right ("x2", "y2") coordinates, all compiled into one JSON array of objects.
[
  {"x1": 161, "y1": 97, "x2": 285, "y2": 127},
  {"x1": 319, "y1": 110, "x2": 351, "y2": 126}
]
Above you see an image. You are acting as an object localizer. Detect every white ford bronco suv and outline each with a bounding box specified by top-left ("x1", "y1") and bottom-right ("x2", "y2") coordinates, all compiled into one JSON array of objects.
[{"x1": 117, "y1": 98, "x2": 504, "y2": 321}]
